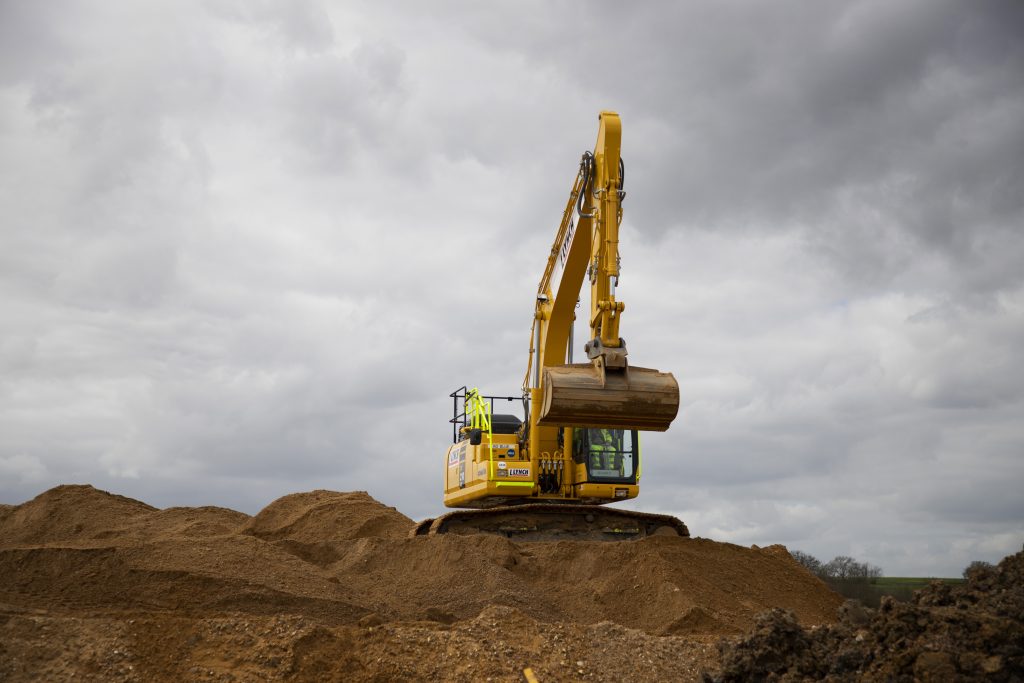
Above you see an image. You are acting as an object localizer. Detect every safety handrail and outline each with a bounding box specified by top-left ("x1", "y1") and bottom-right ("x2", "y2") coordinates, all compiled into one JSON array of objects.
[
  {"x1": 448, "y1": 386, "x2": 518, "y2": 443},
  {"x1": 466, "y1": 388, "x2": 496, "y2": 478}
]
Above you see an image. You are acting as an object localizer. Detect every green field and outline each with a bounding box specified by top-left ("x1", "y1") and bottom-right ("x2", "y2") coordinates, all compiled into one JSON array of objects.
[
  {"x1": 826, "y1": 576, "x2": 965, "y2": 606},
  {"x1": 873, "y1": 576, "x2": 965, "y2": 590}
]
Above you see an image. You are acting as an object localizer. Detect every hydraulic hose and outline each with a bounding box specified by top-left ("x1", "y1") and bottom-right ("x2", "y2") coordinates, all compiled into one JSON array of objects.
[{"x1": 576, "y1": 152, "x2": 594, "y2": 218}]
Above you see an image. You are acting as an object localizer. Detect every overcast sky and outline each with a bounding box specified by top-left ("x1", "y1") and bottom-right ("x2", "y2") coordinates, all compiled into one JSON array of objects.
[{"x1": 2, "y1": 0, "x2": 1022, "y2": 577}]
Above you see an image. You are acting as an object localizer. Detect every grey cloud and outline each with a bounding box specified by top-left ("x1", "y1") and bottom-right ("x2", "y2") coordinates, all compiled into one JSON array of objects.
[
  {"x1": 282, "y1": 45, "x2": 408, "y2": 174},
  {"x1": 615, "y1": 2, "x2": 1024, "y2": 300},
  {"x1": 206, "y1": 0, "x2": 335, "y2": 53}
]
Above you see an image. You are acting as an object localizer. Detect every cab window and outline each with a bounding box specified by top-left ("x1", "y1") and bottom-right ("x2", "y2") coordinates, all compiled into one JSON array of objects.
[{"x1": 574, "y1": 428, "x2": 637, "y2": 483}]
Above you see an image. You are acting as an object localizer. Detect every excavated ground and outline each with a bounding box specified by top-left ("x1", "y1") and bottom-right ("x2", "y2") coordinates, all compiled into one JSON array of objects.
[
  {"x1": 704, "y1": 547, "x2": 1024, "y2": 682},
  {"x1": 0, "y1": 485, "x2": 843, "y2": 682}
]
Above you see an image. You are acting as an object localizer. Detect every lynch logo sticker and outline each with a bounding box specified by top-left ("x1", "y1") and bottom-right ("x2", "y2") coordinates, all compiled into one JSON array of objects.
[
  {"x1": 550, "y1": 215, "x2": 577, "y2": 294},
  {"x1": 509, "y1": 468, "x2": 530, "y2": 477}
]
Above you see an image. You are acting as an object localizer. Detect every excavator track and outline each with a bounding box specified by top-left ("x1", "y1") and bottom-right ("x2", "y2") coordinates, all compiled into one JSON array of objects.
[{"x1": 411, "y1": 504, "x2": 689, "y2": 541}]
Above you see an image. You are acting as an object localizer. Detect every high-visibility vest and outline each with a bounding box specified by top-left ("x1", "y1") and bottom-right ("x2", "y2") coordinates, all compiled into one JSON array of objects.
[{"x1": 590, "y1": 430, "x2": 615, "y2": 468}]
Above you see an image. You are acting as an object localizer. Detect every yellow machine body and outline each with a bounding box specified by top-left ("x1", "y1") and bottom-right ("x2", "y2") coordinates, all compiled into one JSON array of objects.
[
  {"x1": 432, "y1": 112, "x2": 683, "y2": 535},
  {"x1": 442, "y1": 425, "x2": 640, "y2": 509}
]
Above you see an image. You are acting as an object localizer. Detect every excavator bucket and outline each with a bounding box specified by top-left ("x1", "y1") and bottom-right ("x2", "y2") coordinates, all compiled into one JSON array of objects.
[{"x1": 539, "y1": 363, "x2": 680, "y2": 431}]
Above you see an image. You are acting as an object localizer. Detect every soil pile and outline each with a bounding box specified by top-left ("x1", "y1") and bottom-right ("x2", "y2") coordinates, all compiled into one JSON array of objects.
[
  {"x1": 705, "y1": 547, "x2": 1024, "y2": 682},
  {"x1": 241, "y1": 490, "x2": 414, "y2": 542},
  {"x1": 0, "y1": 484, "x2": 158, "y2": 546},
  {"x1": 1, "y1": 484, "x2": 843, "y2": 682}
]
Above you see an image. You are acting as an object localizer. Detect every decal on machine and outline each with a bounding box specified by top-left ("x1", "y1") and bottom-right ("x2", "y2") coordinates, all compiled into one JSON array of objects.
[
  {"x1": 509, "y1": 468, "x2": 530, "y2": 477},
  {"x1": 497, "y1": 461, "x2": 507, "y2": 469},
  {"x1": 448, "y1": 450, "x2": 459, "y2": 467},
  {"x1": 549, "y1": 210, "x2": 578, "y2": 294}
]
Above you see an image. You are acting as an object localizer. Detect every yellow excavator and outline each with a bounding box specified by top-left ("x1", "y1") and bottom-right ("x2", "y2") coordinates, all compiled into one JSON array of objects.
[{"x1": 414, "y1": 111, "x2": 687, "y2": 540}]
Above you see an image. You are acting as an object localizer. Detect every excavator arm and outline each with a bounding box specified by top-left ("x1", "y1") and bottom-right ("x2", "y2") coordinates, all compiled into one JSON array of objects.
[{"x1": 527, "y1": 111, "x2": 679, "y2": 434}]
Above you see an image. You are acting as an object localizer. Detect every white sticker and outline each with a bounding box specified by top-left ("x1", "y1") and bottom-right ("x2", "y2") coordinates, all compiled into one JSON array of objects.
[
  {"x1": 509, "y1": 468, "x2": 530, "y2": 477},
  {"x1": 497, "y1": 461, "x2": 507, "y2": 469},
  {"x1": 448, "y1": 451, "x2": 459, "y2": 466}
]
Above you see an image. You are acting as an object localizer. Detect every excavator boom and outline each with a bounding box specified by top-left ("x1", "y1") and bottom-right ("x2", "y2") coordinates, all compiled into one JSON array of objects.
[{"x1": 526, "y1": 111, "x2": 679, "y2": 435}]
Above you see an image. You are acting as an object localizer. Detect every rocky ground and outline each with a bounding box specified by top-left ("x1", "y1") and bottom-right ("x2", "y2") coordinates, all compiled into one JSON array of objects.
[{"x1": 704, "y1": 547, "x2": 1024, "y2": 682}]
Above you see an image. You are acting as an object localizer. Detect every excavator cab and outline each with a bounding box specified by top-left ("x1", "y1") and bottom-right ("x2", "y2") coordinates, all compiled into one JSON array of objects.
[{"x1": 573, "y1": 428, "x2": 638, "y2": 484}]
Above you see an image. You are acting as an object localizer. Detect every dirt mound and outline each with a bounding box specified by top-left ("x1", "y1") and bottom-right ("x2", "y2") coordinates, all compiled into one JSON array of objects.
[
  {"x1": 110, "y1": 505, "x2": 251, "y2": 541},
  {"x1": 705, "y1": 547, "x2": 1024, "y2": 681},
  {"x1": 255, "y1": 530, "x2": 842, "y2": 633},
  {"x1": 0, "y1": 485, "x2": 840, "y2": 634},
  {"x1": 241, "y1": 489, "x2": 414, "y2": 543},
  {"x1": 0, "y1": 485, "x2": 251, "y2": 550},
  {"x1": 0, "y1": 484, "x2": 156, "y2": 547},
  {"x1": 0, "y1": 484, "x2": 846, "y2": 681}
]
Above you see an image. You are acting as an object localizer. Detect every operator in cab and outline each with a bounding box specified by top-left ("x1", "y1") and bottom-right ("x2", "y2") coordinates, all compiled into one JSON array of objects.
[{"x1": 578, "y1": 428, "x2": 637, "y2": 482}]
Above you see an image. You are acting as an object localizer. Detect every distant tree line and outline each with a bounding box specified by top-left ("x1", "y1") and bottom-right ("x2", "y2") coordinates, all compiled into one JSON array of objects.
[
  {"x1": 790, "y1": 550, "x2": 888, "y2": 606},
  {"x1": 794, "y1": 551, "x2": 996, "y2": 582},
  {"x1": 791, "y1": 550, "x2": 986, "y2": 607},
  {"x1": 790, "y1": 551, "x2": 883, "y2": 580}
]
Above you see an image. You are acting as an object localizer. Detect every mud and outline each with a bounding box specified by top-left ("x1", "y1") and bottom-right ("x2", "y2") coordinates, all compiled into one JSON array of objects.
[
  {"x1": 1, "y1": 484, "x2": 844, "y2": 681},
  {"x1": 705, "y1": 547, "x2": 1024, "y2": 682}
]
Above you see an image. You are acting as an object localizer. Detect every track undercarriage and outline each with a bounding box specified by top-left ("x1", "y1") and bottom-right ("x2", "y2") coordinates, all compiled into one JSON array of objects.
[{"x1": 412, "y1": 504, "x2": 689, "y2": 541}]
